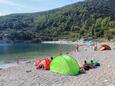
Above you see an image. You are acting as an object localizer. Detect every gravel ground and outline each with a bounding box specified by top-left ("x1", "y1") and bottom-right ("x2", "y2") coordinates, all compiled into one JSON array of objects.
[{"x1": 0, "y1": 43, "x2": 115, "y2": 86}]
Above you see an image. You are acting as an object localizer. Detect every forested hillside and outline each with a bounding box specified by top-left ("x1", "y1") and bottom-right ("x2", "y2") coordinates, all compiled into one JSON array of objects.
[{"x1": 0, "y1": 0, "x2": 115, "y2": 42}]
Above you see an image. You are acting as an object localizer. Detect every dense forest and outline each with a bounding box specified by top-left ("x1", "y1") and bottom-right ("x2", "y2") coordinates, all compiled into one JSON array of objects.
[{"x1": 0, "y1": 0, "x2": 115, "y2": 42}]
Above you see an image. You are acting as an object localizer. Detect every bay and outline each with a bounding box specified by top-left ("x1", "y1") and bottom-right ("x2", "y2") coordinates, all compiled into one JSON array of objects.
[{"x1": 0, "y1": 43, "x2": 75, "y2": 64}]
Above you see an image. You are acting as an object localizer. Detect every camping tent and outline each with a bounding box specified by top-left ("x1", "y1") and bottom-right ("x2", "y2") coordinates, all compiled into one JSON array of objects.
[
  {"x1": 99, "y1": 44, "x2": 111, "y2": 51},
  {"x1": 50, "y1": 55, "x2": 80, "y2": 75}
]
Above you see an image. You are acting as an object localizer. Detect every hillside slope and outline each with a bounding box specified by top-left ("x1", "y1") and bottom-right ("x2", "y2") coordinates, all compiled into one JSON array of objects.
[{"x1": 0, "y1": 0, "x2": 115, "y2": 42}]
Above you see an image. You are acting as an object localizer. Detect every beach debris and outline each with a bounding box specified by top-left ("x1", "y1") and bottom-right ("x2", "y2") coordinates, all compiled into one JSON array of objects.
[
  {"x1": 26, "y1": 61, "x2": 31, "y2": 64},
  {"x1": 50, "y1": 55, "x2": 80, "y2": 75},
  {"x1": 26, "y1": 70, "x2": 32, "y2": 73}
]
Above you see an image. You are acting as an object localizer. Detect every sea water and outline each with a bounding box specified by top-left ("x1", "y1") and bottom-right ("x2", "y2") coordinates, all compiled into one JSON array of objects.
[{"x1": 0, "y1": 43, "x2": 75, "y2": 68}]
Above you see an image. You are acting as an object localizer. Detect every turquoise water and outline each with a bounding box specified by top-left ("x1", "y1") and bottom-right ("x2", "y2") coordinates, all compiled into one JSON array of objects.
[{"x1": 0, "y1": 43, "x2": 75, "y2": 64}]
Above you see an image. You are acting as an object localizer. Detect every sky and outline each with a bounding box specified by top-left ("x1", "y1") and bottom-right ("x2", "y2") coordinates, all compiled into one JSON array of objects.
[{"x1": 0, "y1": 0, "x2": 83, "y2": 16}]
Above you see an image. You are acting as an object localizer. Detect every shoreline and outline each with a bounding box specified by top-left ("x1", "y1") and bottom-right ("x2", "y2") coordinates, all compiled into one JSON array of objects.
[
  {"x1": 0, "y1": 60, "x2": 31, "y2": 69},
  {"x1": 0, "y1": 41, "x2": 114, "y2": 69},
  {"x1": 41, "y1": 41, "x2": 75, "y2": 44},
  {"x1": 0, "y1": 62, "x2": 18, "y2": 69}
]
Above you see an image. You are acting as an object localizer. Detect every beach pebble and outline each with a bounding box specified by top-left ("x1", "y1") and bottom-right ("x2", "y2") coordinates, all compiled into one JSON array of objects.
[
  {"x1": 26, "y1": 70, "x2": 32, "y2": 73},
  {"x1": 108, "y1": 65, "x2": 110, "y2": 68},
  {"x1": 102, "y1": 80, "x2": 109, "y2": 82},
  {"x1": 108, "y1": 84, "x2": 115, "y2": 86}
]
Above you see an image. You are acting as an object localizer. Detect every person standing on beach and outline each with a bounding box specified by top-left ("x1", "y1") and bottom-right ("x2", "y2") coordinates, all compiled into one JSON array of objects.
[
  {"x1": 76, "y1": 44, "x2": 79, "y2": 52},
  {"x1": 16, "y1": 57, "x2": 19, "y2": 64},
  {"x1": 94, "y1": 42, "x2": 97, "y2": 51}
]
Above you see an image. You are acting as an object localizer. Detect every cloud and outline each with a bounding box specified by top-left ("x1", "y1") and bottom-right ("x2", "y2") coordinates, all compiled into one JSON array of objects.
[
  {"x1": 0, "y1": 0, "x2": 33, "y2": 9},
  {"x1": 0, "y1": 0, "x2": 17, "y2": 6},
  {"x1": 0, "y1": 12, "x2": 6, "y2": 16},
  {"x1": 0, "y1": 0, "x2": 84, "y2": 16}
]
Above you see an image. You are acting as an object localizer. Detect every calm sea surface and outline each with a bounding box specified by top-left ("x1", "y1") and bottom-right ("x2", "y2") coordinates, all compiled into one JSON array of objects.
[{"x1": 0, "y1": 43, "x2": 75, "y2": 64}]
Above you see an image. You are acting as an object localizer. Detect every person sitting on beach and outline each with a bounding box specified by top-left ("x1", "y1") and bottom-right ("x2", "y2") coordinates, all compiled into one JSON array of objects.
[
  {"x1": 51, "y1": 57, "x2": 53, "y2": 60},
  {"x1": 79, "y1": 64, "x2": 86, "y2": 74},
  {"x1": 91, "y1": 60, "x2": 100, "y2": 67},
  {"x1": 83, "y1": 60, "x2": 94, "y2": 70},
  {"x1": 83, "y1": 60, "x2": 90, "y2": 70}
]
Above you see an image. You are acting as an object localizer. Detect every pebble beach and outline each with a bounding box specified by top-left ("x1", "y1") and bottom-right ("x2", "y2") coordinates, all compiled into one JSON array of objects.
[{"x1": 0, "y1": 42, "x2": 115, "y2": 86}]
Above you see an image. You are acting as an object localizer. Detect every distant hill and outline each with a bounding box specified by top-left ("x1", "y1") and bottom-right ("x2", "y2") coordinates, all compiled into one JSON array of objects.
[{"x1": 0, "y1": 0, "x2": 115, "y2": 42}]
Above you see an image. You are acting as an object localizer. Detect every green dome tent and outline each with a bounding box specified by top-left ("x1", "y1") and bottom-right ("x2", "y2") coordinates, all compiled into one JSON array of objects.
[{"x1": 50, "y1": 55, "x2": 80, "y2": 75}]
